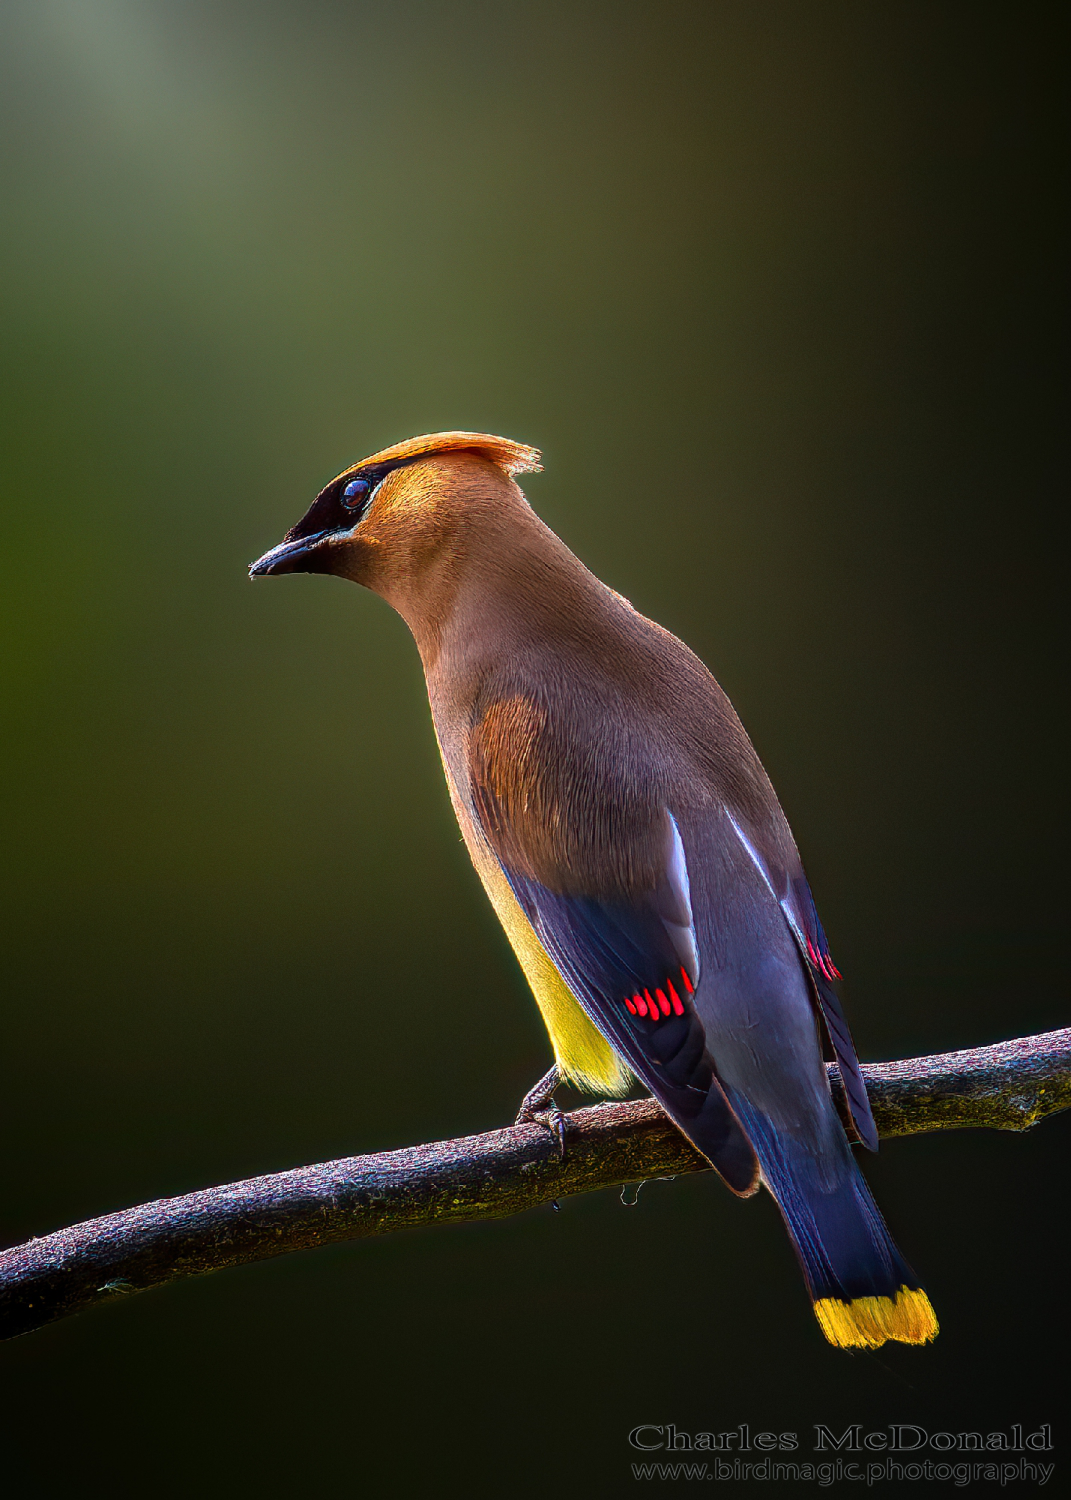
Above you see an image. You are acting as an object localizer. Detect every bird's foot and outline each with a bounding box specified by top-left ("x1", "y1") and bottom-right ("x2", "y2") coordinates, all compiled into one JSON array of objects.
[{"x1": 515, "y1": 1064, "x2": 568, "y2": 1160}]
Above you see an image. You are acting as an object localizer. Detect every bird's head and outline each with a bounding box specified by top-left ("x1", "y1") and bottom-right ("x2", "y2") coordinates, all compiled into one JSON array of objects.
[{"x1": 249, "y1": 432, "x2": 542, "y2": 616}]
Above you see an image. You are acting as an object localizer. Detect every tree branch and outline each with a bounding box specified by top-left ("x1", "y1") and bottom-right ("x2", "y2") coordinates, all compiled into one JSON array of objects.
[{"x1": 1, "y1": 1028, "x2": 1067, "y2": 1341}]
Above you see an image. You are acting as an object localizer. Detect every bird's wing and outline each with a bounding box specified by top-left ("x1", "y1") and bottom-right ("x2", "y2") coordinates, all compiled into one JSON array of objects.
[
  {"x1": 468, "y1": 719, "x2": 760, "y2": 1195},
  {"x1": 725, "y1": 812, "x2": 878, "y2": 1151}
]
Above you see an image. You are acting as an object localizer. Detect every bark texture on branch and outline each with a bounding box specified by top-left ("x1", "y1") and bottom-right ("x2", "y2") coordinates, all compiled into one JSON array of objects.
[{"x1": 1, "y1": 1028, "x2": 1067, "y2": 1342}]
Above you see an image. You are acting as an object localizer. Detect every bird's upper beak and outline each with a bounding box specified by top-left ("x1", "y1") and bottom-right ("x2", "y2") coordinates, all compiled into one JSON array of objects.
[
  {"x1": 249, "y1": 476, "x2": 359, "y2": 579},
  {"x1": 248, "y1": 530, "x2": 333, "y2": 577}
]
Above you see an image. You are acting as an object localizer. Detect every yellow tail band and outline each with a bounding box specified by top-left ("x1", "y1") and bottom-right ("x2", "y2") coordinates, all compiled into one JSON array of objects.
[{"x1": 814, "y1": 1287, "x2": 939, "y2": 1349}]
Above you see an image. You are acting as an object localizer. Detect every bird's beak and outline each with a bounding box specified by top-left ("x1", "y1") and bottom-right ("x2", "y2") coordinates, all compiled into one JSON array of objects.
[
  {"x1": 249, "y1": 530, "x2": 332, "y2": 578},
  {"x1": 250, "y1": 473, "x2": 362, "y2": 579}
]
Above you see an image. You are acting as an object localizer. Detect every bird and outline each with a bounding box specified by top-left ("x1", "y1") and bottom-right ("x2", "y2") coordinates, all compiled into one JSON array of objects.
[{"x1": 250, "y1": 430, "x2": 938, "y2": 1350}]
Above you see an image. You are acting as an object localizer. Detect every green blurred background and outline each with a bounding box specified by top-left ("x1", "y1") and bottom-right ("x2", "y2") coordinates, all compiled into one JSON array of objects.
[{"x1": 1, "y1": 1, "x2": 1065, "y2": 1492}]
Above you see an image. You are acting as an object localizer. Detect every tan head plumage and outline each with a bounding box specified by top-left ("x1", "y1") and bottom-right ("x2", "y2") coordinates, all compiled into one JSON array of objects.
[
  {"x1": 249, "y1": 429, "x2": 547, "y2": 650},
  {"x1": 339, "y1": 431, "x2": 542, "y2": 481}
]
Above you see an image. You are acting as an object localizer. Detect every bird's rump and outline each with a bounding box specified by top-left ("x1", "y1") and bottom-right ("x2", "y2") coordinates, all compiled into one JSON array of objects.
[{"x1": 723, "y1": 811, "x2": 879, "y2": 1150}]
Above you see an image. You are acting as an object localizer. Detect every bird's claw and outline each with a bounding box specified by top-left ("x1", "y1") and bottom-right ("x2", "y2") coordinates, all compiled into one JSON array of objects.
[
  {"x1": 531, "y1": 1103, "x2": 568, "y2": 1161},
  {"x1": 515, "y1": 1065, "x2": 568, "y2": 1161}
]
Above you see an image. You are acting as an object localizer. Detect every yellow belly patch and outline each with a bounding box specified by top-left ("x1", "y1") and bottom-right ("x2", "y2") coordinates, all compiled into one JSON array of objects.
[
  {"x1": 473, "y1": 849, "x2": 631, "y2": 1096},
  {"x1": 813, "y1": 1287, "x2": 938, "y2": 1349}
]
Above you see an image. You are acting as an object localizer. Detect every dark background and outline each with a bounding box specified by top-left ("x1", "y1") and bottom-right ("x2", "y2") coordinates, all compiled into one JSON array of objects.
[{"x1": 1, "y1": 2, "x2": 1065, "y2": 1494}]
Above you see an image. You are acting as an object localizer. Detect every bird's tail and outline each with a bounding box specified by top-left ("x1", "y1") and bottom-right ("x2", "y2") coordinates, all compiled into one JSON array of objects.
[{"x1": 736, "y1": 1107, "x2": 938, "y2": 1349}]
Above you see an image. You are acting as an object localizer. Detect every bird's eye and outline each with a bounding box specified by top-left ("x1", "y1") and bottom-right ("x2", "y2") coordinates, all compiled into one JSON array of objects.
[{"x1": 341, "y1": 477, "x2": 371, "y2": 510}]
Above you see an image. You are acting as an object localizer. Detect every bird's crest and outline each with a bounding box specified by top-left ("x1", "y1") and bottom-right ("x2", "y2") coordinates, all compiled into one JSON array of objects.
[{"x1": 344, "y1": 431, "x2": 542, "y2": 480}]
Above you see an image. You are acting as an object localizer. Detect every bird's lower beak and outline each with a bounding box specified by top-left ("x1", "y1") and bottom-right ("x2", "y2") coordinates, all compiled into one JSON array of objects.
[{"x1": 248, "y1": 531, "x2": 331, "y2": 578}]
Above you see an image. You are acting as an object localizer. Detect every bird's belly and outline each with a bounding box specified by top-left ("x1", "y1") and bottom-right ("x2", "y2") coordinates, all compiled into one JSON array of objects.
[
  {"x1": 432, "y1": 718, "x2": 630, "y2": 1095},
  {"x1": 470, "y1": 845, "x2": 631, "y2": 1096}
]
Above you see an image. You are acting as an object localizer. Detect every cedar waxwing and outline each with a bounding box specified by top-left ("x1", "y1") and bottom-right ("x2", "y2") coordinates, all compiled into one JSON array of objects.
[{"x1": 250, "y1": 431, "x2": 938, "y2": 1350}]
